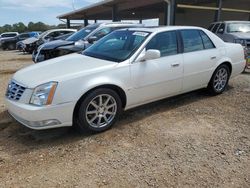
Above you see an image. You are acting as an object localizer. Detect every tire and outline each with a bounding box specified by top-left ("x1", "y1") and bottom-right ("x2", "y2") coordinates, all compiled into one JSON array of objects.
[
  {"x1": 74, "y1": 88, "x2": 122, "y2": 133},
  {"x1": 7, "y1": 43, "x2": 16, "y2": 50},
  {"x1": 208, "y1": 64, "x2": 230, "y2": 95}
]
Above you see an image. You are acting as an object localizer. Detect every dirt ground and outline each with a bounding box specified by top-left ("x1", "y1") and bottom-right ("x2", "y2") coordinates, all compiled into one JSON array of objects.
[{"x1": 0, "y1": 50, "x2": 249, "y2": 188}]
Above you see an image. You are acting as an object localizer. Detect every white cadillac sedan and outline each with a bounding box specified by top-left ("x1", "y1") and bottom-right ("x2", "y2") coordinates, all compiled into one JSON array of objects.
[{"x1": 5, "y1": 26, "x2": 246, "y2": 132}]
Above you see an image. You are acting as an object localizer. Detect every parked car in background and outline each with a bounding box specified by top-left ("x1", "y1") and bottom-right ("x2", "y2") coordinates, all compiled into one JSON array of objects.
[
  {"x1": 5, "y1": 26, "x2": 245, "y2": 133},
  {"x1": 208, "y1": 21, "x2": 250, "y2": 70},
  {"x1": 19, "y1": 29, "x2": 76, "y2": 53},
  {"x1": 0, "y1": 32, "x2": 19, "y2": 48},
  {"x1": 1, "y1": 32, "x2": 39, "y2": 50},
  {"x1": 53, "y1": 32, "x2": 74, "y2": 40},
  {"x1": 32, "y1": 22, "x2": 143, "y2": 63}
]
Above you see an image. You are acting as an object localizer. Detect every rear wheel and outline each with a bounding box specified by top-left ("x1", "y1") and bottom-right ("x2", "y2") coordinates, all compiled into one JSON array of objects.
[
  {"x1": 7, "y1": 43, "x2": 16, "y2": 50},
  {"x1": 74, "y1": 88, "x2": 122, "y2": 133},
  {"x1": 208, "y1": 64, "x2": 230, "y2": 95}
]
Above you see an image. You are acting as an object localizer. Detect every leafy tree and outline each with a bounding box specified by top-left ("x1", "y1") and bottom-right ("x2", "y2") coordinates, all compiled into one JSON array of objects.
[
  {"x1": 0, "y1": 22, "x2": 68, "y2": 34},
  {"x1": 12, "y1": 22, "x2": 27, "y2": 33}
]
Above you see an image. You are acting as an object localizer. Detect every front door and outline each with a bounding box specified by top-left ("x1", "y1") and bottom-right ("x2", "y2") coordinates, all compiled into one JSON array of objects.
[{"x1": 129, "y1": 31, "x2": 183, "y2": 105}]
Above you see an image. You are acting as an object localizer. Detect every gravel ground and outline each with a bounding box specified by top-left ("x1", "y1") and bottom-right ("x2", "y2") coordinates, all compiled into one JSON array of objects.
[{"x1": 0, "y1": 50, "x2": 249, "y2": 188}]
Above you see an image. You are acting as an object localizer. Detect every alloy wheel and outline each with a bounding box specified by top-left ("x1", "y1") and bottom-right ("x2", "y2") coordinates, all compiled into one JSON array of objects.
[
  {"x1": 85, "y1": 94, "x2": 117, "y2": 128},
  {"x1": 213, "y1": 67, "x2": 228, "y2": 92}
]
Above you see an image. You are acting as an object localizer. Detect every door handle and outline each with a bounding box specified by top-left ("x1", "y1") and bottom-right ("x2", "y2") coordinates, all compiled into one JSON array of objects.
[
  {"x1": 211, "y1": 56, "x2": 217, "y2": 60},
  {"x1": 171, "y1": 63, "x2": 180, "y2": 67}
]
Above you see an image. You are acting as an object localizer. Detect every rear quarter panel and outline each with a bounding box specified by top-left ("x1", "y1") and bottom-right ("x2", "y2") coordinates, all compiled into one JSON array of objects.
[{"x1": 224, "y1": 43, "x2": 245, "y2": 77}]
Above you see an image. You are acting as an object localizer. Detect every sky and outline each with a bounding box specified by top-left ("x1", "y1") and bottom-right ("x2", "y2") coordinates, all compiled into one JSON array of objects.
[{"x1": 0, "y1": 0, "x2": 101, "y2": 26}]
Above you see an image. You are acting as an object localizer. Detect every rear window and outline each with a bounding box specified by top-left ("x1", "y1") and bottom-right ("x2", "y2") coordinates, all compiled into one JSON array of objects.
[
  {"x1": 212, "y1": 23, "x2": 220, "y2": 33},
  {"x1": 199, "y1": 31, "x2": 215, "y2": 49}
]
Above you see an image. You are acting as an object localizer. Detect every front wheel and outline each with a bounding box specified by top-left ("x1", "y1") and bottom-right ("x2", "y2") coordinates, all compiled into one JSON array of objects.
[
  {"x1": 74, "y1": 88, "x2": 122, "y2": 133},
  {"x1": 208, "y1": 64, "x2": 230, "y2": 95}
]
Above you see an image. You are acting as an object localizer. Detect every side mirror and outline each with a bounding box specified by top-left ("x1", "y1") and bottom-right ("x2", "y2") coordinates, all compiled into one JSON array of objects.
[
  {"x1": 88, "y1": 36, "x2": 98, "y2": 44},
  {"x1": 138, "y1": 49, "x2": 161, "y2": 62},
  {"x1": 218, "y1": 28, "x2": 224, "y2": 34}
]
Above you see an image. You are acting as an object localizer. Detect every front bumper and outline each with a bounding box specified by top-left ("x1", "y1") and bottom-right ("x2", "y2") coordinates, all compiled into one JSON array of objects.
[{"x1": 5, "y1": 98, "x2": 75, "y2": 130}]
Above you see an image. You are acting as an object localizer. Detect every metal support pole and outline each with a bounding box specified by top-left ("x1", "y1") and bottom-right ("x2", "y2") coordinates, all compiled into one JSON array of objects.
[
  {"x1": 66, "y1": 19, "x2": 70, "y2": 28},
  {"x1": 95, "y1": 19, "x2": 97, "y2": 23},
  {"x1": 170, "y1": 0, "x2": 176, "y2": 25},
  {"x1": 112, "y1": 5, "x2": 118, "y2": 22},
  {"x1": 164, "y1": 2, "x2": 168, "y2": 25},
  {"x1": 139, "y1": 19, "x2": 142, "y2": 24},
  {"x1": 214, "y1": 0, "x2": 222, "y2": 22},
  {"x1": 84, "y1": 19, "x2": 89, "y2": 26}
]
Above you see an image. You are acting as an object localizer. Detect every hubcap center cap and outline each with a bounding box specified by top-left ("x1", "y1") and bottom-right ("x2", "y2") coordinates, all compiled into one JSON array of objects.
[{"x1": 98, "y1": 107, "x2": 105, "y2": 114}]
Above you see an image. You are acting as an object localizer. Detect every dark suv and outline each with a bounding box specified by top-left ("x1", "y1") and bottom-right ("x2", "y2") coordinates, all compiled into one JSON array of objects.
[
  {"x1": 208, "y1": 21, "x2": 250, "y2": 69},
  {"x1": 1, "y1": 32, "x2": 39, "y2": 50}
]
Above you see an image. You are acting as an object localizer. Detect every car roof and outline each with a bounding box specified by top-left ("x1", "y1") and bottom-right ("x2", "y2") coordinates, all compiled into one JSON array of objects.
[
  {"x1": 1, "y1": 32, "x2": 19, "y2": 35},
  {"x1": 99, "y1": 22, "x2": 143, "y2": 27},
  {"x1": 124, "y1": 26, "x2": 205, "y2": 33},
  {"x1": 46, "y1": 28, "x2": 77, "y2": 32},
  {"x1": 211, "y1": 20, "x2": 250, "y2": 24}
]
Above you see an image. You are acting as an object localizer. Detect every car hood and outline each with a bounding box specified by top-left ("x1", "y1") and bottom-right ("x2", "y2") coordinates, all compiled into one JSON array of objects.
[
  {"x1": 22, "y1": 37, "x2": 39, "y2": 44},
  {"x1": 230, "y1": 32, "x2": 250, "y2": 39},
  {"x1": 13, "y1": 53, "x2": 116, "y2": 88},
  {"x1": 41, "y1": 40, "x2": 74, "y2": 50}
]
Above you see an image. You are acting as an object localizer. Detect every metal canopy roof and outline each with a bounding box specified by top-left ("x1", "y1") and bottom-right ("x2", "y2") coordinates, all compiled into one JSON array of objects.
[
  {"x1": 58, "y1": 0, "x2": 169, "y2": 20},
  {"x1": 57, "y1": 0, "x2": 222, "y2": 20}
]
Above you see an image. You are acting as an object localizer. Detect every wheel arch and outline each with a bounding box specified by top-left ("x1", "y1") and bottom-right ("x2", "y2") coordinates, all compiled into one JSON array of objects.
[
  {"x1": 73, "y1": 84, "x2": 127, "y2": 123},
  {"x1": 218, "y1": 61, "x2": 232, "y2": 75}
]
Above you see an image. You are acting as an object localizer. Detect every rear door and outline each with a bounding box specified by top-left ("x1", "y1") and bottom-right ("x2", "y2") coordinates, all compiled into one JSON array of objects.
[{"x1": 180, "y1": 29, "x2": 219, "y2": 92}]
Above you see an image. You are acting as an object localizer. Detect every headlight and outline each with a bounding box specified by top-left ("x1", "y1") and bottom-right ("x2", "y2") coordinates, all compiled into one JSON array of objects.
[
  {"x1": 234, "y1": 39, "x2": 245, "y2": 46},
  {"x1": 30, "y1": 82, "x2": 57, "y2": 106}
]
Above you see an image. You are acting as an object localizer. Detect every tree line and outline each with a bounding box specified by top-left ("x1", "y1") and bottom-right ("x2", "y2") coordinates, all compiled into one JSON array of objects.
[{"x1": 0, "y1": 22, "x2": 66, "y2": 33}]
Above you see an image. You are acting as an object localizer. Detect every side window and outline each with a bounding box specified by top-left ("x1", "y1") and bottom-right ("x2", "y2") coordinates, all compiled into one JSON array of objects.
[
  {"x1": 180, "y1": 30, "x2": 204, "y2": 53},
  {"x1": 62, "y1": 31, "x2": 71, "y2": 35},
  {"x1": 208, "y1": 24, "x2": 215, "y2": 31},
  {"x1": 217, "y1": 23, "x2": 225, "y2": 34},
  {"x1": 93, "y1": 27, "x2": 112, "y2": 40},
  {"x1": 212, "y1": 23, "x2": 220, "y2": 33},
  {"x1": 146, "y1": 31, "x2": 178, "y2": 57},
  {"x1": 19, "y1": 34, "x2": 29, "y2": 40},
  {"x1": 45, "y1": 32, "x2": 59, "y2": 39},
  {"x1": 199, "y1": 31, "x2": 215, "y2": 49}
]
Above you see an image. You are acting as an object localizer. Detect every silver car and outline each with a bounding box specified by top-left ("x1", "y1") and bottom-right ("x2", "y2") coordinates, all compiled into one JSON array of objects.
[{"x1": 208, "y1": 21, "x2": 250, "y2": 69}]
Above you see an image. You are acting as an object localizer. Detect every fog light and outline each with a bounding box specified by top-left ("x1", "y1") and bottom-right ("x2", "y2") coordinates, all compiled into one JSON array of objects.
[{"x1": 29, "y1": 119, "x2": 61, "y2": 127}]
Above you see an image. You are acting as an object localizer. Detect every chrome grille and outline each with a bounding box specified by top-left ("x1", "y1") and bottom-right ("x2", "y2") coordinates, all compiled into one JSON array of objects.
[{"x1": 6, "y1": 81, "x2": 26, "y2": 101}]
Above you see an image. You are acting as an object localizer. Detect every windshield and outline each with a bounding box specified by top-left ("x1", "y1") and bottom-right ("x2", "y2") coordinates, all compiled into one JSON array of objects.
[
  {"x1": 66, "y1": 25, "x2": 98, "y2": 42},
  {"x1": 39, "y1": 31, "x2": 50, "y2": 39},
  {"x1": 83, "y1": 30, "x2": 150, "y2": 62},
  {"x1": 227, "y1": 22, "x2": 250, "y2": 33}
]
